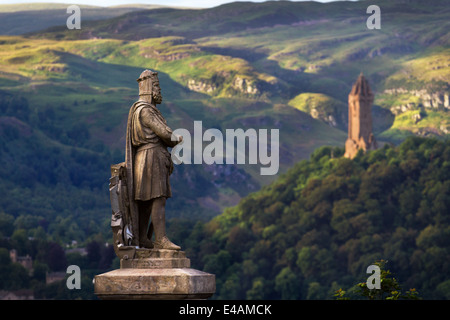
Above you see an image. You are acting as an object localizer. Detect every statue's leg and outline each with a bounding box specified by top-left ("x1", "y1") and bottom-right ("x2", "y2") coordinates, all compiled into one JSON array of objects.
[
  {"x1": 137, "y1": 200, "x2": 153, "y2": 248},
  {"x1": 147, "y1": 220, "x2": 154, "y2": 243},
  {"x1": 151, "y1": 197, "x2": 180, "y2": 250}
]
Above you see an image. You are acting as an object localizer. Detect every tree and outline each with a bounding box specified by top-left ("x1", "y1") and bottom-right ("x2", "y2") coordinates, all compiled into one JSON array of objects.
[
  {"x1": 46, "y1": 242, "x2": 67, "y2": 271},
  {"x1": 247, "y1": 277, "x2": 269, "y2": 300},
  {"x1": 275, "y1": 267, "x2": 301, "y2": 299},
  {"x1": 32, "y1": 262, "x2": 49, "y2": 283},
  {"x1": 335, "y1": 260, "x2": 421, "y2": 300},
  {"x1": 86, "y1": 241, "x2": 101, "y2": 269},
  {"x1": 11, "y1": 228, "x2": 28, "y2": 255},
  {"x1": 0, "y1": 212, "x2": 14, "y2": 237},
  {"x1": 8, "y1": 263, "x2": 30, "y2": 290}
]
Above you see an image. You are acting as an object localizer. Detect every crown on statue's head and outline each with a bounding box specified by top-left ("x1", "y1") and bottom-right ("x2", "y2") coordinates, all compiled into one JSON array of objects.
[{"x1": 137, "y1": 69, "x2": 159, "y2": 96}]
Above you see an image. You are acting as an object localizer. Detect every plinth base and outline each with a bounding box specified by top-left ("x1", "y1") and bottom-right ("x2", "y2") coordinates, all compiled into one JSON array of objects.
[
  {"x1": 94, "y1": 268, "x2": 215, "y2": 300},
  {"x1": 94, "y1": 249, "x2": 215, "y2": 300}
]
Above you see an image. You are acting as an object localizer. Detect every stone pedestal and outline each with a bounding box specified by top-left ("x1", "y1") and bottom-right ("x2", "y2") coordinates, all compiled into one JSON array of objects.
[{"x1": 94, "y1": 248, "x2": 215, "y2": 300}]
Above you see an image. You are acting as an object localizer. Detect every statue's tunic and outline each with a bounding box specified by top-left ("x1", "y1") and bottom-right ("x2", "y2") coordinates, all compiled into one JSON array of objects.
[{"x1": 127, "y1": 100, "x2": 177, "y2": 201}]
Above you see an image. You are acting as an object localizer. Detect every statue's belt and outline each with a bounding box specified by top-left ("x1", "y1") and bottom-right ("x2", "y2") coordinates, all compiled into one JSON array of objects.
[{"x1": 136, "y1": 142, "x2": 163, "y2": 153}]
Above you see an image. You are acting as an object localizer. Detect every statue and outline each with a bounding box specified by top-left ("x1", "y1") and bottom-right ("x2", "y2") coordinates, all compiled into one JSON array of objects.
[
  {"x1": 96, "y1": 70, "x2": 215, "y2": 299},
  {"x1": 110, "y1": 70, "x2": 183, "y2": 258}
]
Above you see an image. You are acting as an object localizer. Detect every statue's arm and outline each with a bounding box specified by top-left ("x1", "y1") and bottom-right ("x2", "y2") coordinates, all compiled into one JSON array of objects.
[{"x1": 140, "y1": 107, "x2": 179, "y2": 147}]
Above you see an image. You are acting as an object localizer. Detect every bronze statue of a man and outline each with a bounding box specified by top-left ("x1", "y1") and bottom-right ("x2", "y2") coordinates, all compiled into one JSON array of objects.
[{"x1": 125, "y1": 69, "x2": 182, "y2": 250}]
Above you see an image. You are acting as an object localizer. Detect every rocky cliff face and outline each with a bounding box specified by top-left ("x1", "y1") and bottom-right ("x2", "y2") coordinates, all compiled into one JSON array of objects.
[
  {"x1": 379, "y1": 87, "x2": 450, "y2": 138},
  {"x1": 187, "y1": 79, "x2": 217, "y2": 94},
  {"x1": 231, "y1": 76, "x2": 259, "y2": 95},
  {"x1": 187, "y1": 75, "x2": 262, "y2": 97},
  {"x1": 385, "y1": 88, "x2": 450, "y2": 115}
]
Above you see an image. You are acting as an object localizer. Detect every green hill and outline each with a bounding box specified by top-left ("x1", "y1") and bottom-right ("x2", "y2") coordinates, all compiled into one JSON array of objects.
[
  {"x1": 19, "y1": 0, "x2": 450, "y2": 138},
  {"x1": 288, "y1": 93, "x2": 348, "y2": 130},
  {"x1": 0, "y1": 0, "x2": 447, "y2": 227},
  {"x1": 0, "y1": 0, "x2": 448, "y2": 299},
  {"x1": 182, "y1": 137, "x2": 450, "y2": 299}
]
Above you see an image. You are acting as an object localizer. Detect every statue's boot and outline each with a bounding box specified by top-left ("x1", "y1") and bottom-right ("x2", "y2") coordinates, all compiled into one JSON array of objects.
[
  {"x1": 154, "y1": 236, "x2": 180, "y2": 250},
  {"x1": 152, "y1": 210, "x2": 181, "y2": 251}
]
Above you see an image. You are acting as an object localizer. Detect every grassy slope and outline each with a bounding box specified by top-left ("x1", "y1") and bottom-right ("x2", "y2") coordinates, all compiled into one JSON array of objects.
[
  {"x1": 1, "y1": 0, "x2": 449, "y2": 139},
  {"x1": 0, "y1": 34, "x2": 346, "y2": 221},
  {"x1": 0, "y1": 0, "x2": 448, "y2": 224},
  {"x1": 191, "y1": 1, "x2": 449, "y2": 140},
  {"x1": 288, "y1": 93, "x2": 348, "y2": 130}
]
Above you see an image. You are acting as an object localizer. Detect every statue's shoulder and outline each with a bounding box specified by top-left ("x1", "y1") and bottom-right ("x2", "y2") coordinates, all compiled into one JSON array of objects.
[
  {"x1": 130, "y1": 100, "x2": 151, "y2": 115},
  {"x1": 136, "y1": 101, "x2": 160, "y2": 115},
  {"x1": 132, "y1": 100, "x2": 151, "y2": 109}
]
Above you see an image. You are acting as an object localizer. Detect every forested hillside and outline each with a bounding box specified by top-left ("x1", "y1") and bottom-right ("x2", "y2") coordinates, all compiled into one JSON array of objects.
[{"x1": 182, "y1": 137, "x2": 450, "y2": 299}]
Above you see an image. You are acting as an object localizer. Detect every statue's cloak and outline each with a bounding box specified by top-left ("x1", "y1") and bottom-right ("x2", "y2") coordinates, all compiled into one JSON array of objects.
[
  {"x1": 125, "y1": 100, "x2": 143, "y2": 245},
  {"x1": 125, "y1": 100, "x2": 177, "y2": 245}
]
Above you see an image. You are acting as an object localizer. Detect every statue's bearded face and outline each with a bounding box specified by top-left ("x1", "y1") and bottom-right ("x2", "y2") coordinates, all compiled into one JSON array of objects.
[{"x1": 152, "y1": 80, "x2": 162, "y2": 104}]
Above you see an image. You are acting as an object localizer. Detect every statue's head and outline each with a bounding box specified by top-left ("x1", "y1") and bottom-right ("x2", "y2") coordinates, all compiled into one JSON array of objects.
[{"x1": 137, "y1": 69, "x2": 162, "y2": 104}]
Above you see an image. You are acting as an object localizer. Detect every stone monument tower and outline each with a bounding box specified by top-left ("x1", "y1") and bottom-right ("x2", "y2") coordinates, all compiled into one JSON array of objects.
[{"x1": 344, "y1": 73, "x2": 378, "y2": 159}]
